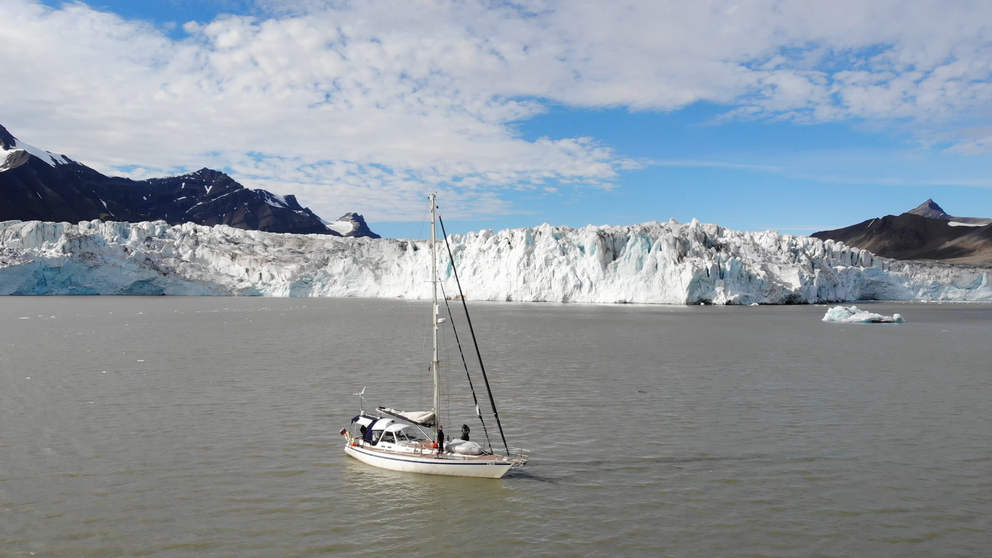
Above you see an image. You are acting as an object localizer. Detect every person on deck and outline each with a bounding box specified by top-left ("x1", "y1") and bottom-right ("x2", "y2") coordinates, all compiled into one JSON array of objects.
[
  {"x1": 460, "y1": 424, "x2": 470, "y2": 441},
  {"x1": 436, "y1": 425, "x2": 445, "y2": 455}
]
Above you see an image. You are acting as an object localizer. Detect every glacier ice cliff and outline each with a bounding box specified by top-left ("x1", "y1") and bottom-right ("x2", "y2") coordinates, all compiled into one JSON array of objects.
[{"x1": 1, "y1": 218, "x2": 990, "y2": 303}]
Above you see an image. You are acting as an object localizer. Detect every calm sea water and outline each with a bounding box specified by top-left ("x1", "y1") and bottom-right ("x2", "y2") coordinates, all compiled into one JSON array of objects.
[{"x1": 1, "y1": 297, "x2": 990, "y2": 557}]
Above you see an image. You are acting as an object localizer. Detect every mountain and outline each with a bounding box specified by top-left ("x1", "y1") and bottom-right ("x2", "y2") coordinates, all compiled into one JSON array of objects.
[
  {"x1": 811, "y1": 200, "x2": 992, "y2": 264},
  {"x1": 906, "y1": 199, "x2": 952, "y2": 220},
  {"x1": 0, "y1": 124, "x2": 378, "y2": 238},
  {"x1": 324, "y1": 212, "x2": 381, "y2": 239},
  {"x1": 1, "y1": 218, "x2": 989, "y2": 303},
  {"x1": 905, "y1": 199, "x2": 992, "y2": 226}
]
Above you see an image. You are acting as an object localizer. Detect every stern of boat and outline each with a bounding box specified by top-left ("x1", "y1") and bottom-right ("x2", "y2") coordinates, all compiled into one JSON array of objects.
[{"x1": 507, "y1": 448, "x2": 529, "y2": 468}]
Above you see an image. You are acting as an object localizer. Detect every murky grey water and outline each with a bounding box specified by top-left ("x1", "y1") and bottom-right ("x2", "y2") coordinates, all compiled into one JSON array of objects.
[{"x1": 1, "y1": 297, "x2": 990, "y2": 557}]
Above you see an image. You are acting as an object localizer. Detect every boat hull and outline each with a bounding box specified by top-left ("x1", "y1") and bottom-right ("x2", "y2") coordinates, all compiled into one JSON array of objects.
[{"x1": 344, "y1": 444, "x2": 513, "y2": 478}]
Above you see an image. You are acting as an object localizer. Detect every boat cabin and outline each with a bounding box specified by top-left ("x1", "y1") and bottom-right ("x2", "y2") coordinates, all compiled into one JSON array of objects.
[
  {"x1": 351, "y1": 416, "x2": 429, "y2": 448},
  {"x1": 378, "y1": 423, "x2": 429, "y2": 447}
]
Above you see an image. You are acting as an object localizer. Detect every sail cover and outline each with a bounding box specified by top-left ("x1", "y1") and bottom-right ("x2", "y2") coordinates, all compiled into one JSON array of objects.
[{"x1": 377, "y1": 406, "x2": 435, "y2": 426}]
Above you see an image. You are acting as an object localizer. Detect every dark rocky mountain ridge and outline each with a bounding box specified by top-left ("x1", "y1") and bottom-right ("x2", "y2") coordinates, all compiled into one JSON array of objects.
[
  {"x1": 812, "y1": 199, "x2": 992, "y2": 264},
  {"x1": 0, "y1": 125, "x2": 17, "y2": 150},
  {"x1": 332, "y1": 212, "x2": 380, "y2": 238},
  {"x1": 0, "y1": 124, "x2": 379, "y2": 238}
]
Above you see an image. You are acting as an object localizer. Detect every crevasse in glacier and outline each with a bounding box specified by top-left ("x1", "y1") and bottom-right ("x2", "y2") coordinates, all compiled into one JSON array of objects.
[{"x1": 0, "y1": 218, "x2": 990, "y2": 303}]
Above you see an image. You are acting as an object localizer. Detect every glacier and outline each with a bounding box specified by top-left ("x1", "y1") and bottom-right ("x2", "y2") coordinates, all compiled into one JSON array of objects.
[{"x1": 1, "y1": 218, "x2": 991, "y2": 303}]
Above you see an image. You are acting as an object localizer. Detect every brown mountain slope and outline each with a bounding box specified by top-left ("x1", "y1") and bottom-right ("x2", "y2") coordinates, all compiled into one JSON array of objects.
[{"x1": 812, "y1": 203, "x2": 992, "y2": 264}]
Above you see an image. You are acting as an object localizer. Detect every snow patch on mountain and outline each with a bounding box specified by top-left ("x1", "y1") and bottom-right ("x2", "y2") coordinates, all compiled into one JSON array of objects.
[
  {"x1": 259, "y1": 191, "x2": 290, "y2": 209},
  {"x1": 322, "y1": 213, "x2": 379, "y2": 238},
  {"x1": 0, "y1": 218, "x2": 990, "y2": 302},
  {"x1": 0, "y1": 127, "x2": 73, "y2": 172},
  {"x1": 324, "y1": 219, "x2": 355, "y2": 235}
]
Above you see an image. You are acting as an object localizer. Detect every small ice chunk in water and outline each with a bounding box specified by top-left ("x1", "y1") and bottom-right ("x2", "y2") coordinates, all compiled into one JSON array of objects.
[{"x1": 822, "y1": 305, "x2": 905, "y2": 324}]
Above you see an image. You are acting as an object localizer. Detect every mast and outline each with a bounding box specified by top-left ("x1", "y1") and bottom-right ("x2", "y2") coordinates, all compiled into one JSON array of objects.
[{"x1": 430, "y1": 194, "x2": 441, "y2": 446}]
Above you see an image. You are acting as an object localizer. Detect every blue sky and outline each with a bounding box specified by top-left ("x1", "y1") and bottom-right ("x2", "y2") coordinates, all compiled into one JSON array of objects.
[{"x1": 4, "y1": 0, "x2": 992, "y2": 239}]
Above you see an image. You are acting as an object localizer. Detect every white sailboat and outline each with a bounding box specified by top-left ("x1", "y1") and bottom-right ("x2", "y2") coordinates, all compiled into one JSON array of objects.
[{"x1": 341, "y1": 194, "x2": 528, "y2": 479}]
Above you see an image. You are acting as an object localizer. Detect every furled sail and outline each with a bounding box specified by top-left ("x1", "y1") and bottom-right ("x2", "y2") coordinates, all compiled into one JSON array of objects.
[{"x1": 377, "y1": 406, "x2": 435, "y2": 426}]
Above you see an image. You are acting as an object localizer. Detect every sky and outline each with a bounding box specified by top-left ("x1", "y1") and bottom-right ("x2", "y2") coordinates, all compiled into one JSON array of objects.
[{"x1": 2, "y1": 0, "x2": 992, "y2": 239}]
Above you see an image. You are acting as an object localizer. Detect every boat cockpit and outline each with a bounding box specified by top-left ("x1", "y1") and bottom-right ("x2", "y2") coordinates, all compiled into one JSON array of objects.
[{"x1": 351, "y1": 416, "x2": 431, "y2": 450}]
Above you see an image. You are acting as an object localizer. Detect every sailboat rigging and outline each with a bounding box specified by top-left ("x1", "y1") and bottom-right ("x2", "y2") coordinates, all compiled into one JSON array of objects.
[{"x1": 341, "y1": 194, "x2": 528, "y2": 478}]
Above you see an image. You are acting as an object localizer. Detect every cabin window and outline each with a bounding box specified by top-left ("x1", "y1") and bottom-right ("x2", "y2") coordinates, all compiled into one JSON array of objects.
[
  {"x1": 382, "y1": 432, "x2": 397, "y2": 444},
  {"x1": 396, "y1": 428, "x2": 424, "y2": 442}
]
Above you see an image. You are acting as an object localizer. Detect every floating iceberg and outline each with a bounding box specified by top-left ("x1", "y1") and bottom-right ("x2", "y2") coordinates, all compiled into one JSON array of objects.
[
  {"x1": 822, "y1": 306, "x2": 905, "y2": 324},
  {"x1": 1, "y1": 218, "x2": 990, "y2": 303}
]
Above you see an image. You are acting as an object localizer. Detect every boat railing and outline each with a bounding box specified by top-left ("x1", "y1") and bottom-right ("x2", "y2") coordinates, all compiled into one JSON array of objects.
[{"x1": 508, "y1": 448, "x2": 530, "y2": 466}]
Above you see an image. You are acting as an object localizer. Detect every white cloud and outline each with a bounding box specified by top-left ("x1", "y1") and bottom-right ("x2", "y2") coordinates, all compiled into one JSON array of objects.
[
  {"x1": 1, "y1": 0, "x2": 990, "y2": 221},
  {"x1": 945, "y1": 135, "x2": 992, "y2": 156}
]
